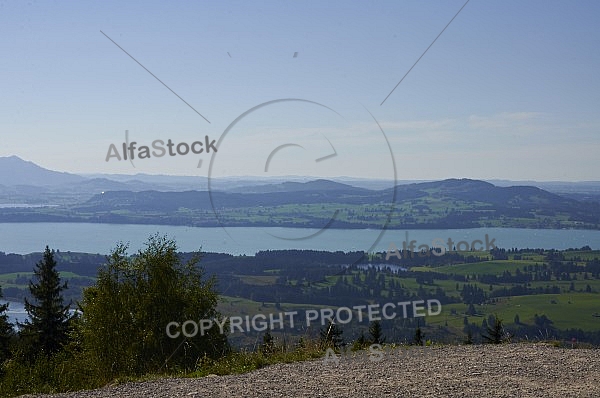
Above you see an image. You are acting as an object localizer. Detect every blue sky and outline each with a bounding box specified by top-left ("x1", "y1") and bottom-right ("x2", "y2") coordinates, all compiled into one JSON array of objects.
[{"x1": 1, "y1": 0, "x2": 599, "y2": 181}]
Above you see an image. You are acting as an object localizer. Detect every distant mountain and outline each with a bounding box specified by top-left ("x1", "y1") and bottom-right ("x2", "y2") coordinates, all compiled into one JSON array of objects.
[
  {"x1": 228, "y1": 179, "x2": 371, "y2": 194},
  {"x1": 75, "y1": 179, "x2": 384, "y2": 213},
  {"x1": 41, "y1": 178, "x2": 596, "y2": 230},
  {"x1": 0, "y1": 156, "x2": 86, "y2": 187},
  {"x1": 386, "y1": 178, "x2": 591, "y2": 214},
  {"x1": 64, "y1": 178, "x2": 164, "y2": 193},
  {"x1": 489, "y1": 179, "x2": 600, "y2": 200},
  {"x1": 1, "y1": 154, "x2": 599, "y2": 212},
  {"x1": 83, "y1": 173, "x2": 208, "y2": 190},
  {"x1": 0, "y1": 158, "x2": 193, "y2": 204}
]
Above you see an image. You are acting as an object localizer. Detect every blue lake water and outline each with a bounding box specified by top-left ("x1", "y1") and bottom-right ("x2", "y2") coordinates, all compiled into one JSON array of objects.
[
  {"x1": 1, "y1": 300, "x2": 27, "y2": 326},
  {"x1": 0, "y1": 223, "x2": 598, "y2": 255},
  {"x1": 1, "y1": 300, "x2": 79, "y2": 327}
]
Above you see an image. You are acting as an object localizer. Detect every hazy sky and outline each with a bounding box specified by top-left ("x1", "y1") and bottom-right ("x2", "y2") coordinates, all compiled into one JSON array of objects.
[{"x1": 1, "y1": 0, "x2": 599, "y2": 181}]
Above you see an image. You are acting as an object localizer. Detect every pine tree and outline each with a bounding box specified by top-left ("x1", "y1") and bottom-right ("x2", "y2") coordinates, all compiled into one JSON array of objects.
[
  {"x1": 320, "y1": 320, "x2": 344, "y2": 349},
  {"x1": 0, "y1": 286, "x2": 14, "y2": 362},
  {"x1": 21, "y1": 246, "x2": 71, "y2": 358},
  {"x1": 466, "y1": 303, "x2": 476, "y2": 316},
  {"x1": 482, "y1": 313, "x2": 508, "y2": 344},
  {"x1": 413, "y1": 326, "x2": 424, "y2": 346},
  {"x1": 368, "y1": 320, "x2": 385, "y2": 345},
  {"x1": 464, "y1": 329, "x2": 473, "y2": 345},
  {"x1": 261, "y1": 330, "x2": 275, "y2": 355},
  {"x1": 354, "y1": 331, "x2": 368, "y2": 349}
]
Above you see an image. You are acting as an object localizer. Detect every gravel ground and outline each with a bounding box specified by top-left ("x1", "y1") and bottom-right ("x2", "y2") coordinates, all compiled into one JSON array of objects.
[{"x1": 23, "y1": 344, "x2": 600, "y2": 398}]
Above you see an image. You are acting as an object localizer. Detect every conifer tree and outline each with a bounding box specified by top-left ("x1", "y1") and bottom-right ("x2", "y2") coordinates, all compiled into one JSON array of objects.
[
  {"x1": 413, "y1": 326, "x2": 424, "y2": 346},
  {"x1": 482, "y1": 314, "x2": 508, "y2": 344},
  {"x1": 21, "y1": 246, "x2": 71, "y2": 358},
  {"x1": 464, "y1": 329, "x2": 474, "y2": 345},
  {"x1": 354, "y1": 331, "x2": 368, "y2": 349},
  {"x1": 368, "y1": 320, "x2": 385, "y2": 345},
  {"x1": 320, "y1": 320, "x2": 344, "y2": 349},
  {"x1": 0, "y1": 286, "x2": 14, "y2": 362},
  {"x1": 260, "y1": 330, "x2": 275, "y2": 355}
]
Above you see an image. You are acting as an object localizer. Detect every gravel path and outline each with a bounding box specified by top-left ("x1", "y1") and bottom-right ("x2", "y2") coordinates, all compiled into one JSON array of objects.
[{"x1": 23, "y1": 344, "x2": 600, "y2": 398}]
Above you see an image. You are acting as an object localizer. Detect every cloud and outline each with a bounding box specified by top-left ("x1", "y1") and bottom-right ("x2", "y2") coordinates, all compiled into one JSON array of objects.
[
  {"x1": 467, "y1": 112, "x2": 546, "y2": 131},
  {"x1": 379, "y1": 119, "x2": 458, "y2": 131}
]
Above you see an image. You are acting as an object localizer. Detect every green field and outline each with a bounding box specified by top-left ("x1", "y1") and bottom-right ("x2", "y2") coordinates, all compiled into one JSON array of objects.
[
  {"x1": 413, "y1": 260, "x2": 539, "y2": 276},
  {"x1": 439, "y1": 293, "x2": 600, "y2": 332},
  {"x1": 4, "y1": 248, "x2": 600, "y2": 345}
]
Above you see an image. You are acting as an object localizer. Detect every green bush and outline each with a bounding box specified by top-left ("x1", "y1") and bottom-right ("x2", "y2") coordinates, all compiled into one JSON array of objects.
[{"x1": 78, "y1": 235, "x2": 230, "y2": 379}]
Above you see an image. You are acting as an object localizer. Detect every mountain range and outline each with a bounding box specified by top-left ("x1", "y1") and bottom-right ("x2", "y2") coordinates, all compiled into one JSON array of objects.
[{"x1": 0, "y1": 155, "x2": 599, "y2": 230}]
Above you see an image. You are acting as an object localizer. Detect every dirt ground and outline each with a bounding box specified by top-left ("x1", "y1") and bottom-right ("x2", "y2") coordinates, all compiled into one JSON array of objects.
[{"x1": 24, "y1": 344, "x2": 600, "y2": 398}]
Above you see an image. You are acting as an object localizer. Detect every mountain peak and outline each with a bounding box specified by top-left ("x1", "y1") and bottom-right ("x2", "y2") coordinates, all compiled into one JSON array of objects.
[
  {"x1": 0, "y1": 156, "x2": 86, "y2": 187},
  {"x1": 2, "y1": 155, "x2": 28, "y2": 163}
]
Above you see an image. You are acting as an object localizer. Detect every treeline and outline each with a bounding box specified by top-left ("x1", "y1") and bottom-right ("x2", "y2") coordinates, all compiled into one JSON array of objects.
[
  {"x1": 0, "y1": 235, "x2": 229, "y2": 396},
  {"x1": 0, "y1": 248, "x2": 475, "y2": 304},
  {"x1": 462, "y1": 312, "x2": 600, "y2": 345},
  {"x1": 3, "y1": 247, "x2": 599, "y2": 310}
]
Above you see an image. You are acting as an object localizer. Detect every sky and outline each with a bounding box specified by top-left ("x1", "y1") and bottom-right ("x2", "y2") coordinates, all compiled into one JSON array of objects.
[{"x1": 1, "y1": 0, "x2": 599, "y2": 181}]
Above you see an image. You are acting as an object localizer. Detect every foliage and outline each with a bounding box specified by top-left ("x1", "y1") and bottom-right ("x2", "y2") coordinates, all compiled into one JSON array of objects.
[
  {"x1": 319, "y1": 320, "x2": 344, "y2": 349},
  {"x1": 260, "y1": 330, "x2": 275, "y2": 355},
  {"x1": 77, "y1": 235, "x2": 229, "y2": 379},
  {"x1": 464, "y1": 329, "x2": 473, "y2": 345},
  {"x1": 482, "y1": 314, "x2": 509, "y2": 344},
  {"x1": 413, "y1": 327, "x2": 424, "y2": 346},
  {"x1": 0, "y1": 343, "x2": 102, "y2": 397},
  {"x1": 466, "y1": 303, "x2": 477, "y2": 316},
  {"x1": 19, "y1": 247, "x2": 71, "y2": 360},
  {"x1": 352, "y1": 331, "x2": 369, "y2": 350},
  {"x1": 191, "y1": 337, "x2": 326, "y2": 378},
  {"x1": 368, "y1": 320, "x2": 385, "y2": 345},
  {"x1": 0, "y1": 287, "x2": 13, "y2": 364}
]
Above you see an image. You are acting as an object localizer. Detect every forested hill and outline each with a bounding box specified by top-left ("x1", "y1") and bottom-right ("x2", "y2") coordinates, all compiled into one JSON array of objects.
[{"x1": 1, "y1": 178, "x2": 596, "y2": 230}]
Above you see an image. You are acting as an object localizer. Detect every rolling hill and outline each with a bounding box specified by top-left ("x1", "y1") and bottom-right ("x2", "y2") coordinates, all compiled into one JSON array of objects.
[{"x1": 0, "y1": 177, "x2": 597, "y2": 229}]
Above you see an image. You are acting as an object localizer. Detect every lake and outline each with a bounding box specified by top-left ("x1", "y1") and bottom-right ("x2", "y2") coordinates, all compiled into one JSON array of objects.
[
  {"x1": 1, "y1": 300, "x2": 80, "y2": 327},
  {"x1": 0, "y1": 222, "x2": 598, "y2": 255},
  {"x1": 1, "y1": 300, "x2": 27, "y2": 326}
]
